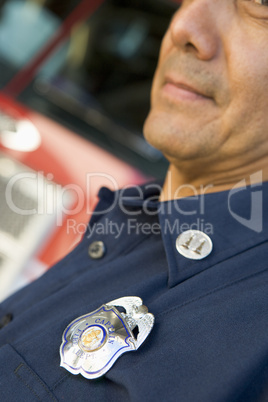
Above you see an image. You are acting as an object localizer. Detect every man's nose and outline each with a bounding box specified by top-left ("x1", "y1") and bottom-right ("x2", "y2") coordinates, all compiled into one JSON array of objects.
[{"x1": 169, "y1": 0, "x2": 219, "y2": 61}]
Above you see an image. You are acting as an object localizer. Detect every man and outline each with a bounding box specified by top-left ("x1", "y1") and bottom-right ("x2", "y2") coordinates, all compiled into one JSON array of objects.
[{"x1": 0, "y1": 0, "x2": 267, "y2": 400}]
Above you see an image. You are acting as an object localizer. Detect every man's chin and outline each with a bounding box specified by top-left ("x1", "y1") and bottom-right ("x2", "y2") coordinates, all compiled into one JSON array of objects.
[
  {"x1": 143, "y1": 113, "x2": 166, "y2": 154},
  {"x1": 143, "y1": 111, "x2": 194, "y2": 160}
]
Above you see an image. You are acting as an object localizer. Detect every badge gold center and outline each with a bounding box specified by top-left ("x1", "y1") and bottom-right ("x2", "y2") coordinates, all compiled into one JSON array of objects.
[{"x1": 80, "y1": 326, "x2": 107, "y2": 352}]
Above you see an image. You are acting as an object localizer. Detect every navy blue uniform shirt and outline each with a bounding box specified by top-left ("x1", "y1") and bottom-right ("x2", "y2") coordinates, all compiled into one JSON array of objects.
[{"x1": 0, "y1": 181, "x2": 267, "y2": 401}]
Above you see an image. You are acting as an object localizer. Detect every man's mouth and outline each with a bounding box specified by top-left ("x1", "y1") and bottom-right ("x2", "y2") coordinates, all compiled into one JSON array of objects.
[{"x1": 162, "y1": 75, "x2": 212, "y2": 103}]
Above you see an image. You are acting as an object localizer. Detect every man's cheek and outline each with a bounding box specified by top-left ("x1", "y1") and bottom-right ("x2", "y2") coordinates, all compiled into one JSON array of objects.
[{"x1": 158, "y1": 33, "x2": 172, "y2": 59}]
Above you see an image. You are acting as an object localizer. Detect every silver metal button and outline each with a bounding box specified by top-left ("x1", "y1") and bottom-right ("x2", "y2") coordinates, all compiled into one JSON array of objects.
[
  {"x1": 88, "y1": 241, "x2": 106, "y2": 259},
  {"x1": 176, "y1": 230, "x2": 213, "y2": 260}
]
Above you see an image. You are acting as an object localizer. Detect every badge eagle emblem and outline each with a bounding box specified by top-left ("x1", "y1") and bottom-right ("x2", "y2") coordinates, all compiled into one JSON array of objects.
[{"x1": 60, "y1": 296, "x2": 154, "y2": 379}]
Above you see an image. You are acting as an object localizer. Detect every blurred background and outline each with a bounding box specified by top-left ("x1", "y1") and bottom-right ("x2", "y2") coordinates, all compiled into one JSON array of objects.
[{"x1": 0, "y1": 0, "x2": 179, "y2": 300}]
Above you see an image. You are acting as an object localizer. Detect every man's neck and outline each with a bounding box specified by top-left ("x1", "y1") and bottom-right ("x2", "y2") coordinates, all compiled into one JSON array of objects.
[{"x1": 160, "y1": 163, "x2": 268, "y2": 201}]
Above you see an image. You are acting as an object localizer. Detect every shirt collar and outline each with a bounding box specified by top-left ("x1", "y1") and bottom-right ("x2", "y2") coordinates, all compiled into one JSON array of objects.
[
  {"x1": 158, "y1": 181, "x2": 268, "y2": 287},
  {"x1": 98, "y1": 180, "x2": 268, "y2": 288}
]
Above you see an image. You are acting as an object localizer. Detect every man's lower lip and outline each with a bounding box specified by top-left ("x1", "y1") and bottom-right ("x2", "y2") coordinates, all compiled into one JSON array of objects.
[{"x1": 162, "y1": 83, "x2": 209, "y2": 102}]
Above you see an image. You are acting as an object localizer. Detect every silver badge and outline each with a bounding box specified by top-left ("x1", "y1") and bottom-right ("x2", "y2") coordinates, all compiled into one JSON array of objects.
[{"x1": 60, "y1": 296, "x2": 154, "y2": 379}]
